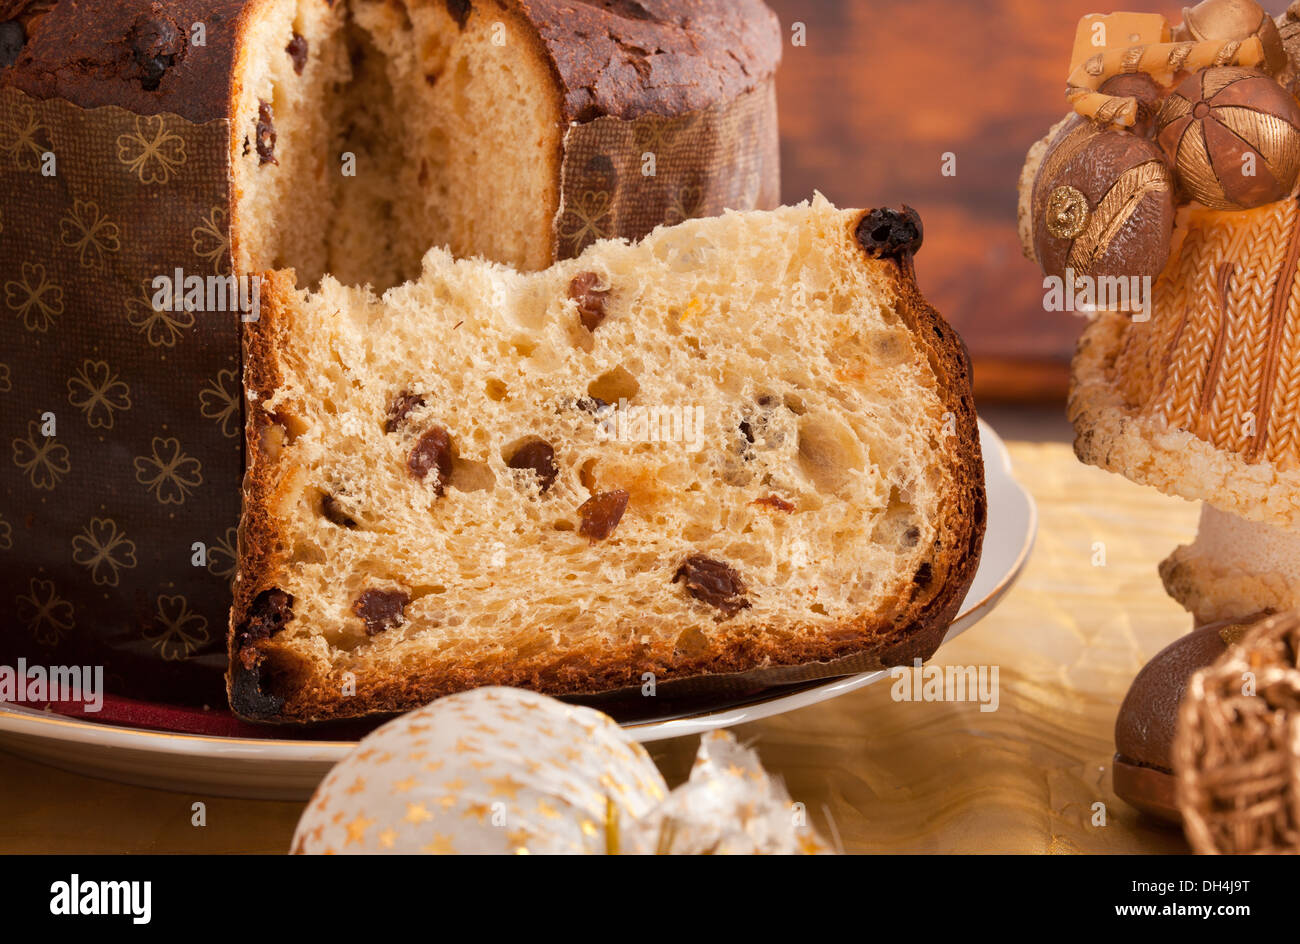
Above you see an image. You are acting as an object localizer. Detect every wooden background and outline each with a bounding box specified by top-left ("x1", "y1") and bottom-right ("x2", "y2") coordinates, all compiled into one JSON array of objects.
[{"x1": 766, "y1": 0, "x2": 1288, "y2": 401}]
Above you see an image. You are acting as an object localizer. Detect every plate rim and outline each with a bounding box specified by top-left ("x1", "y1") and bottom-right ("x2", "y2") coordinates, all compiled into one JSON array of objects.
[{"x1": 0, "y1": 419, "x2": 1036, "y2": 757}]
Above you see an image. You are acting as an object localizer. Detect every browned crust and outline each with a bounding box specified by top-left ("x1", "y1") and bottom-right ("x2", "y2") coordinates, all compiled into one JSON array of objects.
[
  {"x1": 6, "y1": 1, "x2": 780, "y2": 271},
  {"x1": 2, "y1": 0, "x2": 284, "y2": 279},
  {"x1": 226, "y1": 268, "x2": 297, "y2": 718},
  {"x1": 504, "y1": 0, "x2": 782, "y2": 123},
  {"x1": 856, "y1": 212, "x2": 985, "y2": 675},
  {"x1": 0, "y1": 0, "x2": 258, "y2": 124},
  {"x1": 227, "y1": 212, "x2": 987, "y2": 723},
  {"x1": 3, "y1": 1, "x2": 781, "y2": 125}
]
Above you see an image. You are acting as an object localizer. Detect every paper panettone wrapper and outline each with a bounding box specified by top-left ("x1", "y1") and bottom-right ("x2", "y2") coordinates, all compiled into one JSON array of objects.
[
  {"x1": 0, "y1": 80, "x2": 782, "y2": 709},
  {"x1": 0, "y1": 86, "x2": 241, "y2": 703},
  {"x1": 555, "y1": 81, "x2": 780, "y2": 258},
  {"x1": 1069, "y1": 199, "x2": 1300, "y2": 532}
]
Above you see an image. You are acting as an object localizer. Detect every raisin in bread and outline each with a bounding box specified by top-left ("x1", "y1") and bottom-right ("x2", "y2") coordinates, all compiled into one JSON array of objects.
[
  {"x1": 2, "y1": 0, "x2": 780, "y2": 287},
  {"x1": 229, "y1": 197, "x2": 986, "y2": 722}
]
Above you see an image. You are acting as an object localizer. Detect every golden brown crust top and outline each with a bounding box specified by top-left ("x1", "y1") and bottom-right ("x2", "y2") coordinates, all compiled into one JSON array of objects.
[
  {"x1": 0, "y1": 0, "x2": 255, "y2": 123},
  {"x1": 509, "y1": 0, "x2": 782, "y2": 123},
  {"x1": 2, "y1": 1, "x2": 782, "y2": 125}
]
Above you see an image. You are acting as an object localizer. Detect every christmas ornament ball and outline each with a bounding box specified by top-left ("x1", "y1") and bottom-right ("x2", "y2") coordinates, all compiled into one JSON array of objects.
[
  {"x1": 1031, "y1": 116, "x2": 1175, "y2": 283},
  {"x1": 1099, "y1": 73, "x2": 1166, "y2": 138},
  {"x1": 1157, "y1": 67, "x2": 1300, "y2": 209},
  {"x1": 292, "y1": 687, "x2": 668, "y2": 855}
]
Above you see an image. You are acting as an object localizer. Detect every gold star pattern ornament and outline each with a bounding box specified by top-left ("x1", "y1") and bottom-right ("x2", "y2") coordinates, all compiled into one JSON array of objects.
[
  {"x1": 292, "y1": 688, "x2": 834, "y2": 855},
  {"x1": 291, "y1": 688, "x2": 668, "y2": 855}
]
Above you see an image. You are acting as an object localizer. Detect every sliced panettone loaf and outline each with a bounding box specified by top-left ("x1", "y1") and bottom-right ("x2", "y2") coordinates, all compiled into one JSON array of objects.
[
  {"x1": 0, "y1": 0, "x2": 781, "y2": 706},
  {"x1": 3, "y1": 0, "x2": 780, "y2": 288},
  {"x1": 229, "y1": 0, "x2": 782, "y2": 287},
  {"x1": 229, "y1": 198, "x2": 986, "y2": 722}
]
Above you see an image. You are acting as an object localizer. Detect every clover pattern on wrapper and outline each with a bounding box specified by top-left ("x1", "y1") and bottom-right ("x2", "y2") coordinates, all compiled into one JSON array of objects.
[{"x1": 0, "y1": 0, "x2": 784, "y2": 706}]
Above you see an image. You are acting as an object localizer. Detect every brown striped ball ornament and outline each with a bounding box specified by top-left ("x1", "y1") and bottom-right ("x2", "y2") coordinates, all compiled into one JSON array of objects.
[
  {"x1": 1156, "y1": 67, "x2": 1300, "y2": 209},
  {"x1": 1031, "y1": 116, "x2": 1176, "y2": 283}
]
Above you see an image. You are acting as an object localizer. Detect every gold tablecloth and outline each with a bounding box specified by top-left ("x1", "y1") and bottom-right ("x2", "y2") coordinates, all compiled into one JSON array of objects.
[{"x1": 0, "y1": 439, "x2": 1201, "y2": 853}]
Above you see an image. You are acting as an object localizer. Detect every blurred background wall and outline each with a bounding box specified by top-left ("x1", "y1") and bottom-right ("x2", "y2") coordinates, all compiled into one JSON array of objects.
[{"x1": 764, "y1": 0, "x2": 1267, "y2": 402}]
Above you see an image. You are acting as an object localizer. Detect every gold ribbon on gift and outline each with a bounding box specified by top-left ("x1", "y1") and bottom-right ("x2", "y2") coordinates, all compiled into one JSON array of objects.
[{"x1": 1066, "y1": 36, "x2": 1265, "y2": 127}]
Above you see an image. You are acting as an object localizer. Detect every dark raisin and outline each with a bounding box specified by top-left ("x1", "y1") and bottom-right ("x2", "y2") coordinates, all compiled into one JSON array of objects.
[
  {"x1": 751, "y1": 494, "x2": 794, "y2": 512},
  {"x1": 445, "y1": 0, "x2": 471, "y2": 28},
  {"x1": 384, "y1": 391, "x2": 425, "y2": 433},
  {"x1": 237, "y1": 588, "x2": 295, "y2": 648},
  {"x1": 902, "y1": 526, "x2": 921, "y2": 548},
  {"x1": 913, "y1": 562, "x2": 933, "y2": 588},
  {"x1": 569, "y1": 272, "x2": 610, "y2": 332},
  {"x1": 268, "y1": 410, "x2": 301, "y2": 443},
  {"x1": 135, "y1": 48, "x2": 176, "y2": 91},
  {"x1": 855, "y1": 206, "x2": 924, "y2": 261},
  {"x1": 353, "y1": 589, "x2": 409, "y2": 636},
  {"x1": 578, "y1": 489, "x2": 629, "y2": 541},
  {"x1": 673, "y1": 555, "x2": 751, "y2": 617},
  {"x1": 409, "y1": 426, "x2": 453, "y2": 495},
  {"x1": 508, "y1": 440, "x2": 559, "y2": 494},
  {"x1": 129, "y1": 14, "x2": 184, "y2": 91},
  {"x1": 256, "y1": 100, "x2": 277, "y2": 165},
  {"x1": 738, "y1": 397, "x2": 782, "y2": 453},
  {"x1": 321, "y1": 493, "x2": 357, "y2": 529},
  {"x1": 576, "y1": 396, "x2": 608, "y2": 414},
  {"x1": 0, "y1": 20, "x2": 24, "y2": 68},
  {"x1": 286, "y1": 32, "x2": 309, "y2": 75}
]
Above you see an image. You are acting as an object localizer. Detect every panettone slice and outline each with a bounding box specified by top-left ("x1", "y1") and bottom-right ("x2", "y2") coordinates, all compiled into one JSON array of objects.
[{"x1": 227, "y1": 199, "x2": 986, "y2": 722}]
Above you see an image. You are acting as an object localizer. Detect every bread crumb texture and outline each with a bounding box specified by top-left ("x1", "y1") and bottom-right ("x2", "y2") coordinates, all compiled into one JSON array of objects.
[
  {"x1": 232, "y1": 0, "x2": 563, "y2": 289},
  {"x1": 231, "y1": 197, "x2": 985, "y2": 721}
]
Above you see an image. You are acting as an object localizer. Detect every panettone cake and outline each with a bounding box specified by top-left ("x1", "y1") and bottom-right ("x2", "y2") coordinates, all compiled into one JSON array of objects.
[{"x1": 229, "y1": 200, "x2": 987, "y2": 722}]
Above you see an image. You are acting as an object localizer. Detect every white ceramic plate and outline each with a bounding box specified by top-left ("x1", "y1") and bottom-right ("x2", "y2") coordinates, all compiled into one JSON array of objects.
[{"x1": 0, "y1": 420, "x2": 1035, "y2": 800}]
